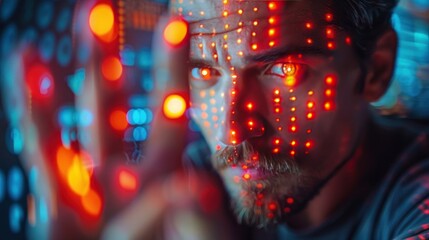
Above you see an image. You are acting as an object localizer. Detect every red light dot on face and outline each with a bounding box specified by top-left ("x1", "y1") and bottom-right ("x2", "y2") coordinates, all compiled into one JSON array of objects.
[
  {"x1": 290, "y1": 150, "x2": 296, "y2": 156},
  {"x1": 273, "y1": 148, "x2": 279, "y2": 153},
  {"x1": 163, "y1": 19, "x2": 188, "y2": 46},
  {"x1": 268, "y1": 2, "x2": 277, "y2": 10},
  {"x1": 274, "y1": 89, "x2": 280, "y2": 95},
  {"x1": 306, "y1": 38, "x2": 313, "y2": 44},
  {"x1": 102, "y1": 56, "x2": 122, "y2": 81},
  {"x1": 306, "y1": 112, "x2": 314, "y2": 119},
  {"x1": 251, "y1": 44, "x2": 258, "y2": 50},
  {"x1": 325, "y1": 89, "x2": 333, "y2": 97},
  {"x1": 291, "y1": 140, "x2": 297, "y2": 146},
  {"x1": 274, "y1": 138, "x2": 280, "y2": 145},
  {"x1": 325, "y1": 75, "x2": 336, "y2": 85},
  {"x1": 287, "y1": 197, "x2": 294, "y2": 204},
  {"x1": 305, "y1": 141, "x2": 312, "y2": 148},
  {"x1": 324, "y1": 101, "x2": 334, "y2": 111},
  {"x1": 268, "y1": 203, "x2": 277, "y2": 211},
  {"x1": 275, "y1": 108, "x2": 281, "y2": 113},
  {"x1": 290, "y1": 125, "x2": 297, "y2": 132},
  {"x1": 247, "y1": 102, "x2": 253, "y2": 110},
  {"x1": 327, "y1": 42, "x2": 335, "y2": 50},
  {"x1": 269, "y1": 17, "x2": 275, "y2": 24},
  {"x1": 243, "y1": 173, "x2": 251, "y2": 180},
  {"x1": 326, "y1": 28, "x2": 334, "y2": 38},
  {"x1": 325, "y1": 13, "x2": 333, "y2": 22},
  {"x1": 307, "y1": 101, "x2": 315, "y2": 109},
  {"x1": 274, "y1": 97, "x2": 281, "y2": 103},
  {"x1": 290, "y1": 117, "x2": 296, "y2": 122},
  {"x1": 346, "y1": 37, "x2": 352, "y2": 45},
  {"x1": 305, "y1": 22, "x2": 312, "y2": 29},
  {"x1": 269, "y1": 28, "x2": 276, "y2": 36},
  {"x1": 248, "y1": 120, "x2": 254, "y2": 127},
  {"x1": 269, "y1": 41, "x2": 275, "y2": 47}
]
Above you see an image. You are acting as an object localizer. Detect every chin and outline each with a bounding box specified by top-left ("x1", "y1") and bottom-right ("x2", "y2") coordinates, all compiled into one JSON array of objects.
[{"x1": 221, "y1": 172, "x2": 323, "y2": 228}]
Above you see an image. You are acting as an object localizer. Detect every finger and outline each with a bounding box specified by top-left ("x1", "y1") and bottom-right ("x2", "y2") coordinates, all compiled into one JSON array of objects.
[{"x1": 140, "y1": 15, "x2": 191, "y2": 181}]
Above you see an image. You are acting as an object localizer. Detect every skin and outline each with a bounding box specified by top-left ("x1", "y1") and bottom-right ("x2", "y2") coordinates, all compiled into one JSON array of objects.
[{"x1": 170, "y1": 0, "x2": 397, "y2": 229}]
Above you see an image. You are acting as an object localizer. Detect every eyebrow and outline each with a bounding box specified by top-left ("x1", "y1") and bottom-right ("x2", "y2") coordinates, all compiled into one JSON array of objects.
[{"x1": 247, "y1": 45, "x2": 332, "y2": 63}]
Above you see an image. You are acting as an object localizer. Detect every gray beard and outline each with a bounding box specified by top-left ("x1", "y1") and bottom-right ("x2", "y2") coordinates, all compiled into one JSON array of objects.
[{"x1": 211, "y1": 141, "x2": 323, "y2": 228}]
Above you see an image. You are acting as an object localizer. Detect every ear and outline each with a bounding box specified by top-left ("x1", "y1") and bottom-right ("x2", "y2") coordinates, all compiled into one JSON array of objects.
[{"x1": 363, "y1": 28, "x2": 398, "y2": 102}]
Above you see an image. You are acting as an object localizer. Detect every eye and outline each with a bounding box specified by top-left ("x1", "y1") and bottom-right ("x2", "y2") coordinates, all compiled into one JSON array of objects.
[
  {"x1": 264, "y1": 63, "x2": 306, "y2": 87},
  {"x1": 190, "y1": 67, "x2": 220, "y2": 81}
]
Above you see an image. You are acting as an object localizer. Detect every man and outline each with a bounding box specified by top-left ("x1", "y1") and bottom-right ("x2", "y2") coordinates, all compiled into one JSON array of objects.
[{"x1": 132, "y1": 0, "x2": 429, "y2": 239}]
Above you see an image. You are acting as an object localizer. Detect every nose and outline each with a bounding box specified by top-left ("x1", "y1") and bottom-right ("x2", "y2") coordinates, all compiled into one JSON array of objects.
[{"x1": 217, "y1": 70, "x2": 265, "y2": 145}]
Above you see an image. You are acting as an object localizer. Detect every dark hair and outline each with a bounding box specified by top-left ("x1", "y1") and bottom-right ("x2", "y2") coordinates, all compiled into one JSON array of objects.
[{"x1": 331, "y1": 0, "x2": 399, "y2": 59}]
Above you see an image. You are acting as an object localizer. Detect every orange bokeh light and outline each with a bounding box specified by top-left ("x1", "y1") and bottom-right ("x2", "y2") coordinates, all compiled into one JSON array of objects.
[
  {"x1": 81, "y1": 189, "x2": 102, "y2": 216},
  {"x1": 163, "y1": 19, "x2": 188, "y2": 46},
  {"x1": 101, "y1": 56, "x2": 122, "y2": 81},
  {"x1": 163, "y1": 94, "x2": 187, "y2": 119},
  {"x1": 89, "y1": 4, "x2": 114, "y2": 40},
  {"x1": 109, "y1": 110, "x2": 128, "y2": 130},
  {"x1": 119, "y1": 170, "x2": 137, "y2": 191}
]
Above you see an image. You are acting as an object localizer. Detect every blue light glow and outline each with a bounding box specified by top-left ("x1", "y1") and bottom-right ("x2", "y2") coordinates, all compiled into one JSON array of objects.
[
  {"x1": 67, "y1": 68, "x2": 86, "y2": 95},
  {"x1": 9, "y1": 204, "x2": 24, "y2": 233},
  {"x1": 120, "y1": 46, "x2": 136, "y2": 66},
  {"x1": 36, "y1": 2, "x2": 54, "y2": 29},
  {"x1": 0, "y1": 170, "x2": 4, "y2": 202},
  {"x1": 0, "y1": 0, "x2": 19, "y2": 21},
  {"x1": 57, "y1": 35, "x2": 72, "y2": 66},
  {"x1": 56, "y1": 8, "x2": 72, "y2": 33},
  {"x1": 39, "y1": 32, "x2": 55, "y2": 62},
  {"x1": 6, "y1": 127, "x2": 24, "y2": 154},
  {"x1": 132, "y1": 126, "x2": 147, "y2": 141},
  {"x1": 7, "y1": 166, "x2": 24, "y2": 200}
]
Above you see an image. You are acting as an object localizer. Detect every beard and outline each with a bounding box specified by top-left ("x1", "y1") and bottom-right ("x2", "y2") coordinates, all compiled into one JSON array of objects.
[{"x1": 212, "y1": 141, "x2": 323, "y2": 228}]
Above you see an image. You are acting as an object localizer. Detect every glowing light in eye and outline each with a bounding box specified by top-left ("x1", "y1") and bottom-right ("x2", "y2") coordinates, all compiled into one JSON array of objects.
[
  {"x1": 243, "y1": 173, "x2": 251, "y2": 180},
  {"x1": 89, "y1": 4, "x2": 114, "y2": 38},
  {"x1": 269, "y1": 29, "x2": 276, "y2": 36},
  {"x1": 325, "y1": 13, "x2": 333, "y2": 22},
  {"x1": 306, "y1": 112, "x2": 314, "y2": 119},
  {"x1": 163, "y1": 19, "x2": 188, "y2": 46},
  {"x1": 268, "y1": 2, "x2": 277, "y2": 10},
  {"x1": 163, "y1": 94, "x2": 187, "y2": 119},
  {"x1": 307, "y1": 101, "x2": 315, "y2": 109},
  {"x1": 327, "y1": 42, "x2": 335, "y2": 50},
  {"x1": 247, "y1": 103, "x2": 253, "y2": 110},
  {"x1": 252, "y1": 44, "x2": 258, "y2": 50},
  {"x1": 324, "y1": 101, "x2": 334, "y2": 111},
  {"x1": 102, "y1": 56, "x2": 122, "y2": 81},
  {"x1": 305, "y1": 22, "x2": 313, "y2": 29}
]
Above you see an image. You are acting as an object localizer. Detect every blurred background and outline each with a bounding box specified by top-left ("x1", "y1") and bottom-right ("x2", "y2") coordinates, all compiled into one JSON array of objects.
[{"x1": 0, "y1": 0, "x2": 428, "y2": 239}]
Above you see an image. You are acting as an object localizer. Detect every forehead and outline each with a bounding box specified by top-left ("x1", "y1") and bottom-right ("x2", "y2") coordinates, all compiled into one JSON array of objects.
[{"x1": 171, "y1": 0, "x2": 336, "y2": 64}]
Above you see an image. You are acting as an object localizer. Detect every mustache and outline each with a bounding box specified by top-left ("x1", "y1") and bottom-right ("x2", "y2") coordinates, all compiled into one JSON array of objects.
[{"x1": 212, "y1": 141, "x2": 300, "y2": 175}]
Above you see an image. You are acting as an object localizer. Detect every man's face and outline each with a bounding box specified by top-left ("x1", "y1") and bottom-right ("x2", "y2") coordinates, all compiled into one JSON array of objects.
[{"x1": 172, "y1": 0, "x2": 368, "y2": 226}]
